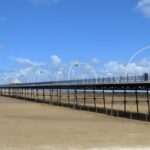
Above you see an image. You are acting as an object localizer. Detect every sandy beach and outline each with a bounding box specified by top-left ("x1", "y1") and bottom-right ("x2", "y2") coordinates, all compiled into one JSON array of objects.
[{"x1": 0, "y1": 96, "x2": 150, "y2": 150}]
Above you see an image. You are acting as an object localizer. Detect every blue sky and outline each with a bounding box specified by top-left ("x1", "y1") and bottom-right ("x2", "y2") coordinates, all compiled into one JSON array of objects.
[{"x1": 0, "y1": 0, "x2": 150, "y2": 81}]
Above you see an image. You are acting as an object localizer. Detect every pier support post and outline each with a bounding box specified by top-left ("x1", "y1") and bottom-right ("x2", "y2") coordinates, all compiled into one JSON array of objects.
[
  {"x1": 93, "y1": 88, "x2": 96, "y2": 109},
  {"x1": 111, "y1": 86, "x2": 114, "y2": 115},
  {"x1": 135, "y1": 87, "x2": 139, "y2": 113},
  {"x1": 103, "y1": 87, "x2": 106, "y2": 108},
  {"x1": 84, "y1": 88, "x2": 86, "y2": 107},
  {"x1": 43, "y1": 88, "x2": 45, "y2": 103},
  {"x1": 124, "y1": 86, "x2": 127, "y2": 112},
  {"x1": 147, "y1": 86, "x2": 150, "y2": 114},
  {"x1": 67, "y1": 89, "x2": 70, "y2": 105}
]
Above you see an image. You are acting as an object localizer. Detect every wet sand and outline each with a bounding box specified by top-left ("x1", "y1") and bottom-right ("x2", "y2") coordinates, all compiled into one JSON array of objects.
[{"x1": 0, "y1": 96, "x2": 150, "y2": 150}]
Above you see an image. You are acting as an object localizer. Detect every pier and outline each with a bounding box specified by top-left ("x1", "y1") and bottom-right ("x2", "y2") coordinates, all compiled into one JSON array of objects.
[{"x1": 1, "y1": 75, "x2": 150, "y2": 122}]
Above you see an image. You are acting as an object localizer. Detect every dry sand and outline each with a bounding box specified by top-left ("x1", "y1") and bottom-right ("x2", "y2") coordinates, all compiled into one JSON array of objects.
[{"x1": 0, "y1": 96, "x2": 150, "y2": 150}]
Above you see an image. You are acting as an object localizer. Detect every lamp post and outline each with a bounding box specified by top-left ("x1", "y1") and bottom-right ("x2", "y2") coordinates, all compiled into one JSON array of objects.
[
  {"x1": 67, "y1": 61, "x2": 98, "y2": 81},
  {"x1": 56, "y1": 60, "x2": 98, "y2": 81}
]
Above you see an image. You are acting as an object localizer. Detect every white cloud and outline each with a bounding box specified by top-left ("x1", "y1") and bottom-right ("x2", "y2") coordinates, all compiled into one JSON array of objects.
[
  {"x1": 16, "y1": 67, "x2": 53, "y2": 82},
  {"x1": 136, "y1": 0, "x2": 150, "y2": 18},
  {"x1": 5, "y1": 55, "x2": 62, "y2": 83},
  {"x1": 11, "y1": 57, "x2": 45, "y2": 67},
  {"x1": 103, "y1": 58, "x2": 150, "y2": 76},
  {"x1": 104, "y1": 61, "x2": 126, "y2": 76},
  {"x1": 91, "y1": 58, "x2": 100, "y2": 65},
  {"x1": 50, "y1": 55, "x2": 62, "y2": 65},
  {"x1": 2, "y1": 54, "x2": 150, "y2": 84},
  {"x1": 10, "y1": 79, "x2": 22, "y2": 84}
]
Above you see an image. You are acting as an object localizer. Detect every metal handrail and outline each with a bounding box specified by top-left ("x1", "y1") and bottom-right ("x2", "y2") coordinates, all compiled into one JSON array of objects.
[{"x1": 2, "y1": 74, "x2": 149, "y2": 86}]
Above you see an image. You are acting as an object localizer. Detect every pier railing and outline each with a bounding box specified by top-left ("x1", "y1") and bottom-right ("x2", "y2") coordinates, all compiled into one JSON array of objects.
[{"x1": 5, "y1": 74, "x2": 149, "y2": 86}]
